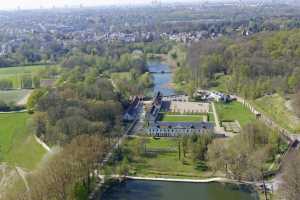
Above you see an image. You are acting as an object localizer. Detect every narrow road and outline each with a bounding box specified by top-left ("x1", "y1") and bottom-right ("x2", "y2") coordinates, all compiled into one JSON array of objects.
[
  {"x1": 101, "y1": 104, "x2": 143, "y2": 165},
  {"x1": 211, "y1": 102, "x2": 220, "y2": 128},
  {"x1": 89, "y1": 104, "x2": 143, "y2": 199},
  {"x1": 211, "y1": 102, "x2": 229, "y2": 136}
]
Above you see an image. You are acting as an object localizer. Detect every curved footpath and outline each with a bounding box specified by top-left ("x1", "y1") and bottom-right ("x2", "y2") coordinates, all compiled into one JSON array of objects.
[
  {"x1": 0, "y1": 109, "x2": 51, "y2": 152},
  {"x1": 125, "y1": 176, "x2": 271, "y2": 187},
  {"x1": 34, "y1": 135, "x2": 51, "y2": 152},
  {"x1": 100, "y1": 174, "x2": 269, "y2": 187},
  {"x1": 126, "y1": 176, "x2": 229, "y2": 183}
]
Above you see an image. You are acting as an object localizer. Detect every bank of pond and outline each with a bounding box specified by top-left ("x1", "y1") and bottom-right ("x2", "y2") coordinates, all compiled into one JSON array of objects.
[{"x1": 100, "y1": 179, "x2": 259, "y2": 200}]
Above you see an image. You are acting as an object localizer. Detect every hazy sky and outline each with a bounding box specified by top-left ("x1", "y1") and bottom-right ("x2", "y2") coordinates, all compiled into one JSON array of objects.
[{"x1": 0, "y1": 0, "x2": 199, "y2": 10}]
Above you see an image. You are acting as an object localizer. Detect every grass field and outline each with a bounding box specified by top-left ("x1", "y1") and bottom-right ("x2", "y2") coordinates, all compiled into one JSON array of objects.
[
  {"x1": 252, "y1": 94, "x2": 300, "y2": 132},
  {"x1": 0, "y1": 89, "x2": 32, "y2": 104},
  {"x1": 0, "y1": 65, "x2": 47, "y2": 89},
  {"x1": 0, "y1": 113, "x2": 46, "y2": 170},
  {"x1": 160, "y1": 114, "x2": 206, "y2": 122},
  {"x1": 119, "y1": 137, "x2": 217, "y2": 178},
  {"x1": 215, "y1": 101, "x2": 256, "y2": 127}
]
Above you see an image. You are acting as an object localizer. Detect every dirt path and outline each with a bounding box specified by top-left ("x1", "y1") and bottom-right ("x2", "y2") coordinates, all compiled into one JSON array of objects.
[
  {"x1": 17, "y1": 90, "x2": 33, "y2": 106},
  {"x1": 34, "y1": 135, "x2": 51, "y2": 152},
  {"x1": 211, "y1": 102, "x2": 230, "y2": 136},
  {"x1": 126, "y1": 176, "x2": 228, "y2": 183},
  {"x1": 15, "y1": 167, "x2": 30, "y2": 192}
]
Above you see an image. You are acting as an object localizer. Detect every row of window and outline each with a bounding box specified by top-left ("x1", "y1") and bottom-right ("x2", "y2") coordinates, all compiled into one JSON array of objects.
[{"x1": 147, "y1": 128, "x2": 212, "y2": 135}]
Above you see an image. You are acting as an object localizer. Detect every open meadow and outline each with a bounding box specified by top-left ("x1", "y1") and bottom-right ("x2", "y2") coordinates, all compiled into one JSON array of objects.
[
  {"x1": 0, "y1": 113, "x2": 46, "y2": 170},
  {"x1": 215, "y1": 101, "x2": 256, "y2": 127},
  {"x1": 0, "y1": 89, "x2": 32, "y2": 104},
  {"x1": 116, "y1": 137, "x2": 217, "y2": 179},
  {"x1": 0, "y1": 65, "x2": 47, "y2": 89}
]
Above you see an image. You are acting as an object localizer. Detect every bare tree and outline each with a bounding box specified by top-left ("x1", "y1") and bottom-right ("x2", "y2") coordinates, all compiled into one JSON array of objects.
[
  {"x1": 280, "y1": 151, "x2": 300, "y2": 200},
  {"x1": 5, "y1": 135, "x2": 107, "y2": 200},
  {"x1": 292, "y1": 91, "x2": 300, "y2": 117}
]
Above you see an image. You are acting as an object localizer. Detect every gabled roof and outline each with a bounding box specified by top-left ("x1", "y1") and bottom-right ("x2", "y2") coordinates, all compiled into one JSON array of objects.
[
  {"x1": 156, "y1": 122, "x2": 214, "y2": 129},
  {"x1": 125, "y1": 96, "x2": 140, "y2": 116}
]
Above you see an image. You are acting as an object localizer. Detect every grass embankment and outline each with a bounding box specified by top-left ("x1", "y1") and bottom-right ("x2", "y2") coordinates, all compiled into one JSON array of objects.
[
  {"x1": 0, "y1": 65, "x2": 47, "y2": 88},
  {"x1": 0, "y1": 89, "x2": 32, "y2": 104},
  {"x1": 118, "y1": 137, "x2": 218, "y2": 179},
  {"x1": 0, "y1": 113, "x2": 46, "y2": 170},
  {"x1": 252, "y1": 94, "x2": 300, "y2": 133},
  {"x1": 215, "y1": 101, "x2": 256, "y2": 127}
]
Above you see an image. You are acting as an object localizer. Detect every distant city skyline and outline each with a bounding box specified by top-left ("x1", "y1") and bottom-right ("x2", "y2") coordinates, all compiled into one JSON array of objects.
[
  {"x1": 0, "y1": 0, "x2": 237, "y2": 10},
  {"x1": 0, "y1": 0, "x2": 183, "y2": 10}
]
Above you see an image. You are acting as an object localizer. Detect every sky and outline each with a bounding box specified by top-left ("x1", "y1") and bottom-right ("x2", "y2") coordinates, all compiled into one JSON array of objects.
[{"x1": 0, "y1": 0, "x2": 203, "y2": 10}]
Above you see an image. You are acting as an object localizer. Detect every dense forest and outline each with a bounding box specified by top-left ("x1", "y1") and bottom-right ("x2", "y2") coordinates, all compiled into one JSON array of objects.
[
  {"x1": 29, "y1": 43, "x2": 165, "y2": 145},
  {"x1": 175, "y1": 29, "x2": 300, "y2": 99}
]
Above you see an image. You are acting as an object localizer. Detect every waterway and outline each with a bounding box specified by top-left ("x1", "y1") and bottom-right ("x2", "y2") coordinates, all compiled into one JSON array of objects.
[
  {"x1": 101, "y1": 180, "x2": 259, "y2": 200},
  {"x1": 147, "y1": 59, "x2": 176, "y2": 96}
]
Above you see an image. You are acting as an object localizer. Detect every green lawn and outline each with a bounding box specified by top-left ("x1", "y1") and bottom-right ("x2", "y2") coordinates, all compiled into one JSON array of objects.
[
  {"x1": 215, "y1": 101, "x2": 256, "y2": 127},
  {"x1": 208, "y1": 113, "x2": 215, "y2": 123},
  {"x1": 160, "y1": 114, "x2": 206, "y2": 122},
  {"x1": 0, "y1": 89, "x2": 32, "y2": 104},
  {"x1": 0, "y1": 113, "x2": 46, "y2": 170},
  {"x1": 252, "y1": 94, "x2": 300, "y2": 132},
  {"x1": 0, "y1": 65, "x2": 47, "y2": 88},
  {"x1": 120, "y1": 137, "x2": 216, "y2": 178}
]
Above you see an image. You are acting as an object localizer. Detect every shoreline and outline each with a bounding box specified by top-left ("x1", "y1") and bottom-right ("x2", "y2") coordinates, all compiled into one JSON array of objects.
[
  {"x1": 125, "y1": 175, "x2": 263, "y2": 187},
  {"x1": 0, "y1": 110, "x2": 27, "y2": 114},
  {"x1": 126, "y1": 176, "x2": 230, "y2": 183}
]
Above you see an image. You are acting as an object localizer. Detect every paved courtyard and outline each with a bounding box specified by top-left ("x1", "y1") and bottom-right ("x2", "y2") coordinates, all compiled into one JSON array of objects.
[{"x1": 169, "y1": 101, "x2": 209, "y2": 114}]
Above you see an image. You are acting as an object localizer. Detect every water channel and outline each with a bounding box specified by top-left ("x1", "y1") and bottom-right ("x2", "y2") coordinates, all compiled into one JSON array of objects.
[{"x1": 147, "y1": 59, "x2": 176, "y2": 96}]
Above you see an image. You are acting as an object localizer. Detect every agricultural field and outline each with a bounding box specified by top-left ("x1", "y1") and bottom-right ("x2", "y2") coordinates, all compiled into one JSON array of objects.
[
  {"x1": 0, "y1": 113, "x2": 46, "y2": 170},
  {"x1": 159, "y1": 114, "x2": 207, "y2": 122},
  {"x1": 0, "y1": 89, "x2": 32, "y2": 104},
  {"x1": 215, "y1": 101, "x2": 256, "y2": 127},
  {"x1": 117, "y1": 137, "x2": 217, "y2": 178},
  {"x1": 0, "y1": 65, "x2": 47, "y2": 89},
  {"x1": 252, "y1": 94, "x2": 300, "y2": 133}
]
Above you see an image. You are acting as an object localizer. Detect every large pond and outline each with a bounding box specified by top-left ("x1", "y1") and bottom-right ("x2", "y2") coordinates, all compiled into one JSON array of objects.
[
  {"x1": 101, "y1": 180, "x2": 259, "y2": 200},
  {"x1": 147, "y1": 59, "x2": 176, "y2": 96}
]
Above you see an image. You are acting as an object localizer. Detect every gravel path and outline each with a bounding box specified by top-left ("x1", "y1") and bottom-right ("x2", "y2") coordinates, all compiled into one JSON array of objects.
[{"x1": 17, "y1": 90, "x2": 33, "y2": 106}]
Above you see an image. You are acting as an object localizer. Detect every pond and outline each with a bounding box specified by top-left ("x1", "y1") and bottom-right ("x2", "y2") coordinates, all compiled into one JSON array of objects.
[
  {"x1": 101, "y1": 180, "x2": 259, "y2": 200},
  {"x1": 147, "y1": 59, "x2": 176, "y2": 96}
]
